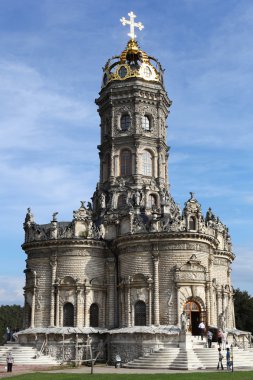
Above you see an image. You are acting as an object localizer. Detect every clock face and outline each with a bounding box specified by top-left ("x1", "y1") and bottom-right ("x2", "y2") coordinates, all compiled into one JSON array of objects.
[{"x1": 118, "y1": 66, "x2": 127, "y2": 78}]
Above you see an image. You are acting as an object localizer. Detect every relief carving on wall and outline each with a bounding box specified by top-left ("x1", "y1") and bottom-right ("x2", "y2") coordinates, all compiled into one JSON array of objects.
[
  {"x1": 213, "y1": 258, "x2": 227, "y2": 266},
  {"x1": 174, "y1": 256, "x2": 207, "y2": 283}
]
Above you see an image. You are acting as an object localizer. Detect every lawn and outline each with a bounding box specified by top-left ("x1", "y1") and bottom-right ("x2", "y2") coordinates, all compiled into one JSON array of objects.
[{"x1": 6, "y1": 372, "x2": 253, "y2": 380}]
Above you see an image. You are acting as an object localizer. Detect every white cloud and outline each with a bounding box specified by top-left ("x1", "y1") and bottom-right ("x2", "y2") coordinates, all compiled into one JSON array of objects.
[
  {"x1": 232, "y1": 246, "x2": 253, "y2": 295},
  {"x1": 0, "y1": 60, "x2": 95, "y2": 153},
  {"x1": 0, "y1": 276, "x2": 24, "y2": 306}
]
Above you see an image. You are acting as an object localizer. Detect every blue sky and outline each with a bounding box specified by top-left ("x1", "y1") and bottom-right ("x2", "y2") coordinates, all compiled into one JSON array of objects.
[{"x1": 0, "y1": 0, "x2": 253, "y2": 305}]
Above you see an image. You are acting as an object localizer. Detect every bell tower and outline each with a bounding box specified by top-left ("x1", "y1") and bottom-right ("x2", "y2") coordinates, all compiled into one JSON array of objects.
[{"x1": 93, "y1": 12, "x2": 172, "y2": 230}]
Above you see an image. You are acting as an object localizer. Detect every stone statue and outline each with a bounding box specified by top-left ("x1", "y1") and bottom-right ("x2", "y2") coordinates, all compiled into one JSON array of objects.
[
  {"x1": 99, "y1": 193, "x2": 106, "y2": 209},
  {"x1": 219, "y1": 312, "x2": 226, "y2": 332},
  {"x1": 180, "y1": 311, "x2": 187, "y2": 332},
  {"x1": 87, "y1": 201, "x2": 93, "y2": 211},
  {"x1": 99, "y1": 224, "x2": 105, "y2": 239},
  {"x1": 25, "y1": 208, "x2": 34, "y2": 225},
  {"x1": 80, "y1": 201, "x2": 86, "y2": 209},
  {"x1": 133, "y1": 190, "x2": 142, "y2": 206}
]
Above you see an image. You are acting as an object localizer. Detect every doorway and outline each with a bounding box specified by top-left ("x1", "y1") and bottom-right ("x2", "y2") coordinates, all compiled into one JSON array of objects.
[{"x1": 184, "y1": 300, "x2": 201, "y2": 336}]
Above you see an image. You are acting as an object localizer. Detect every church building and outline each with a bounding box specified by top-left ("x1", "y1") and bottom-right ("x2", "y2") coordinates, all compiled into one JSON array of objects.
[{"x1": 18, "y1": 12, "x2": 237, "y2": 365}]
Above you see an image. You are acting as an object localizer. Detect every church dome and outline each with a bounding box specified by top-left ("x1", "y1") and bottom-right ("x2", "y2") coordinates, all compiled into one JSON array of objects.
[{"x1": 101, "y1": 12, "x2": 164, "y2": 88}]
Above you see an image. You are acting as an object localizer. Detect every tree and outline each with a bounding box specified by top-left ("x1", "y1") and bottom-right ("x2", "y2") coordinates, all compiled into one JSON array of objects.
[
  {"x1": 234, "y1": 288, "x2": 253, "y2": 333},
  {"x1": 0, "y1": 305, "x2": 24, "y2": 344}
]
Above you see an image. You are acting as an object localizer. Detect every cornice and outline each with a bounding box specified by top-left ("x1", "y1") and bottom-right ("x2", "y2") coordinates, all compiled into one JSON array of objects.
[
  {"x1": 22, "y1": 238, "x2": 106, "y2": 252},
  {"x1": 113, "y1": 231, "x2": 219, "y2": 249}
]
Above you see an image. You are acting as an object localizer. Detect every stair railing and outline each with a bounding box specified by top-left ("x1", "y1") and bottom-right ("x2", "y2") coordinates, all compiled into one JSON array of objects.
[
  {"x1": 36, "y1": 339, "x2": 46, "y2": 358},
  {"x1": 233, "y1": 334, "x2": 245, "y2": 350}
]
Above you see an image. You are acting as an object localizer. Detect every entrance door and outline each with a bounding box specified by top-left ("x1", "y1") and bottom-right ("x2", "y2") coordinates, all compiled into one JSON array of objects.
[
  {"x1": 184, "y1": 301, "x2": 201, "y2": 336},
  {"x1": 191, "y1": 311, "x2": 200, "y2": 335}
]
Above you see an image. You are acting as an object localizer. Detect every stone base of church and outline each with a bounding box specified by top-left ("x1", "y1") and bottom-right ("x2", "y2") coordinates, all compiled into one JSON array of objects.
[
  {"x1": 16, "y1": 326, "x2": 181, "y2": 364},
  {"x1": 16, "y1": 326, "x2": 252, "y2": 365}
]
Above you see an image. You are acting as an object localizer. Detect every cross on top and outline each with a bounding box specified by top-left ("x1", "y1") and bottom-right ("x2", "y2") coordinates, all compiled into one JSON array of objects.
[{"x1": 120, "y1": 11, "x2": 144, "y2": 40}]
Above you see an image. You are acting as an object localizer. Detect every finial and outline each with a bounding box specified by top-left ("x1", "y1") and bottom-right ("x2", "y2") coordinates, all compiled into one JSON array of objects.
[
  {"x1": 120, "y1": 11, "x2": 144, "y2": 40},
  {"x1": 52, "y1": 212, "x2": 58, "y2": 222},
  {"x1": 189, "y1": 192, "x2": 195, "y2": 200},
  {"x1": 80, "y1": 201, "x2": 86, "y2": 208}
]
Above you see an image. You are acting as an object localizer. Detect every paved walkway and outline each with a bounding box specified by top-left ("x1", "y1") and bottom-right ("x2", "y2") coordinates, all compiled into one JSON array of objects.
[{"x1": 1, "y1": 364, "x2": 253, "y2": 378}]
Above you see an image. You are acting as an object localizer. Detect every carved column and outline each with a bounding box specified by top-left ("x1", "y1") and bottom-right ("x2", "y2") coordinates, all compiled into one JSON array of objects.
[
  {"x1": 147, "y1": 278, "x2": 153, "y2": 325},
  {"x1": 55, "y1": 285, "x2": 60, "y2": 327},
  {"x1": 176, "y1": 285, "x2": 181, "y2": 326},
  {"x1": 84, "y1": 287, "x2": 89, "y2": 327},
  {"x1": 165, "y1": 153, "x2": 169, "y2": 186},
  {"x1": 217, "y1": 289, "x2": 222, "y2": 324},
  {"x1": 49, "y1": 256, "x2": 57, "y2": 327},
  {"x1": 31, "y1": 289, "x2": 35, "y2": 328},
  {"x1": 126, "y1": 277, "x2": 131, "y2": 327},
  {"x1": 76, "y1": 287, "x2": 81, "y2": 327},
  {"x1": 205, "y1": 282, "x2": 211, "y2": 326},
  {"x1": 152, "y1": 244, "x2": 160, "y2": 326},
  {"x1": 106, "y1": 258, "x2": 116, "y2": 328},
  {"x1": 208, "y1": 256, "x2": 214, "y2": 325},
  {"x1": 135, "y1": 142, "x2": 140, "y2": 175},
  {"x1": 111, "y1": 147, "x2": 116, "y2": 178},
  {"x1": 114, "y1": 154, "x2": 119, "y2": 177},
  {"x1": 221, "y1": 286, "x2": 225, "y2": 314}
]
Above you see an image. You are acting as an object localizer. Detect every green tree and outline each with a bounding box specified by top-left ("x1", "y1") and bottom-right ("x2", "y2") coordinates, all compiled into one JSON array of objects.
[
  {"x1": 234, "y1": 288, "x2": 253, "y2": 333},
  {"x1": 0, "y1": 305, "x2": 24, "y2": 344}
]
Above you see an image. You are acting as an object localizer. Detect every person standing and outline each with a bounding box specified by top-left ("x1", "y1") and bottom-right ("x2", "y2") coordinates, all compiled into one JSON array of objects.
[
  {"x1": 6, "y1": 352, "x2": 14, "y2": 372},
  {"x1": 226, "y1": 347, "x2": 231, "y2": 371},
  {"x1": 217, "y1": 329, "x2": 223, "y2": 347},
  {"x1": 207, "y1": 330, "x2": 213, "y2": 348},
  {"x1": 198, "y1": 321, "x2": 205, "y2": 340},
  {"x1": 217, "y1": 347, "x2": 224, "y2": 370}
]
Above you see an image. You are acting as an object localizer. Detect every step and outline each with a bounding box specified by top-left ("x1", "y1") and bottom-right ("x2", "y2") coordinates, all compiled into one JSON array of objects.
[{"x1": 0, "y1": 344, "x2": 60, "y2": 366}]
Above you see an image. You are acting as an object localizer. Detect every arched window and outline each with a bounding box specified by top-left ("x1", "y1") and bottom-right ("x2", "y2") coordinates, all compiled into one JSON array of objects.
[
  {"x1": 120, "y1": 149, "x2": 132, "y2": 176},
  {"x1": 63, "y1": 302, "x2": 74, "y2": 327},
  {"x1": 189, "y1": 216, "x2": 196, "y2": 230},
  {"x1": 120, "y1": 115, "x2": 130, "y2": 131},
  {"x1": 134, "y1": 301, "x2": 146, "y2": 326},
  {"x1": 142, "y1": 150, "x2": 153, "y2": 176},
  {"x1": 142, "y1": 115, "x2": 150, "y2": 131},
  {"x1": 147, "y1": 194, "x2": 156, "y2": 209},
  {"x1": 90, "y1": 303, "x2": 99, "y2": 327},
  {"x1": 118, "y1": 193, "x2": 127, "y2": 208}
]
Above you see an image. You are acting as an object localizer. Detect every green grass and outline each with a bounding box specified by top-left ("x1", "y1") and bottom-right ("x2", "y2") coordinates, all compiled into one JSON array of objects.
[{"x1": 6, "y1": 372, "x2": 253, "y2": 380}]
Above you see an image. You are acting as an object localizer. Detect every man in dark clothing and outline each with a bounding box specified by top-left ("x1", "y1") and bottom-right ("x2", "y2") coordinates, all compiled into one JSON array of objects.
[{"x1": 207, "y1": 330, "x2": 213, "y2": 348}]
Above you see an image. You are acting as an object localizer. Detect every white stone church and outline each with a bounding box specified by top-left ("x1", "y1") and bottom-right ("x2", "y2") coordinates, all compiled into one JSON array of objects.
[{"x1": 16, "y1": 13, "x2": 250, "y2": 368}]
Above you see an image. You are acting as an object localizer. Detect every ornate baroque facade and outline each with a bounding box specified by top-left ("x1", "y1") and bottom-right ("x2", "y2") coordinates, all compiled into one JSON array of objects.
[{"x1": 20, "y1": 13, "x2": 236, "y2": 363}]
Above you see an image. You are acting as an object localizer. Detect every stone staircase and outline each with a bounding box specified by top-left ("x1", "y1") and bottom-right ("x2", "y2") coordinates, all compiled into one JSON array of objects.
[
  {"x1": 124, "y1": 336, "x2": 253, "y2": 370},
  {"x1": 124, "y1": 341, "x2": 206, "y2": 370},
  {"x1": 194, "y1": 346, "x2": 253, "y2": 369},
  {"x1": 0, "y1": 343, "x2": 60, "y2": 366}
]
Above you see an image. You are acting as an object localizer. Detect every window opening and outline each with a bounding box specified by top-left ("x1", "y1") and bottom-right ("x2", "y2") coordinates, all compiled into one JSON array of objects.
[
  {"x1": 134, "y1": 301, "x2": 146, "y2": 326},
  {"x1": 120, "y1": 150, "x2": 132, "y2": 176},
  {"x1": 90, "y1": 303, "x2": 99, "y2": 327},
  {"x1": 63, "y1": 303, "x2": 74, "y2": 327},
  {"x1": 189, "y1": 216, "x2": 196, "y2": 230},
  {"x1": 121, "y1": 115, "x2": 130, "y2": 131},
  {"x1": 142, "y1": 115, "x2": 150, "y2": 131},
  {"x1": 142, "y1": 150, "x2": 152, "y2": 176}
]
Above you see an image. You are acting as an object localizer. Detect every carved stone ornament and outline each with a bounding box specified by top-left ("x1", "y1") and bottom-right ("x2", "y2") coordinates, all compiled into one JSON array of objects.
[{"x1": 174, "y1": 259, "x2": 206, "y2": 283}]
